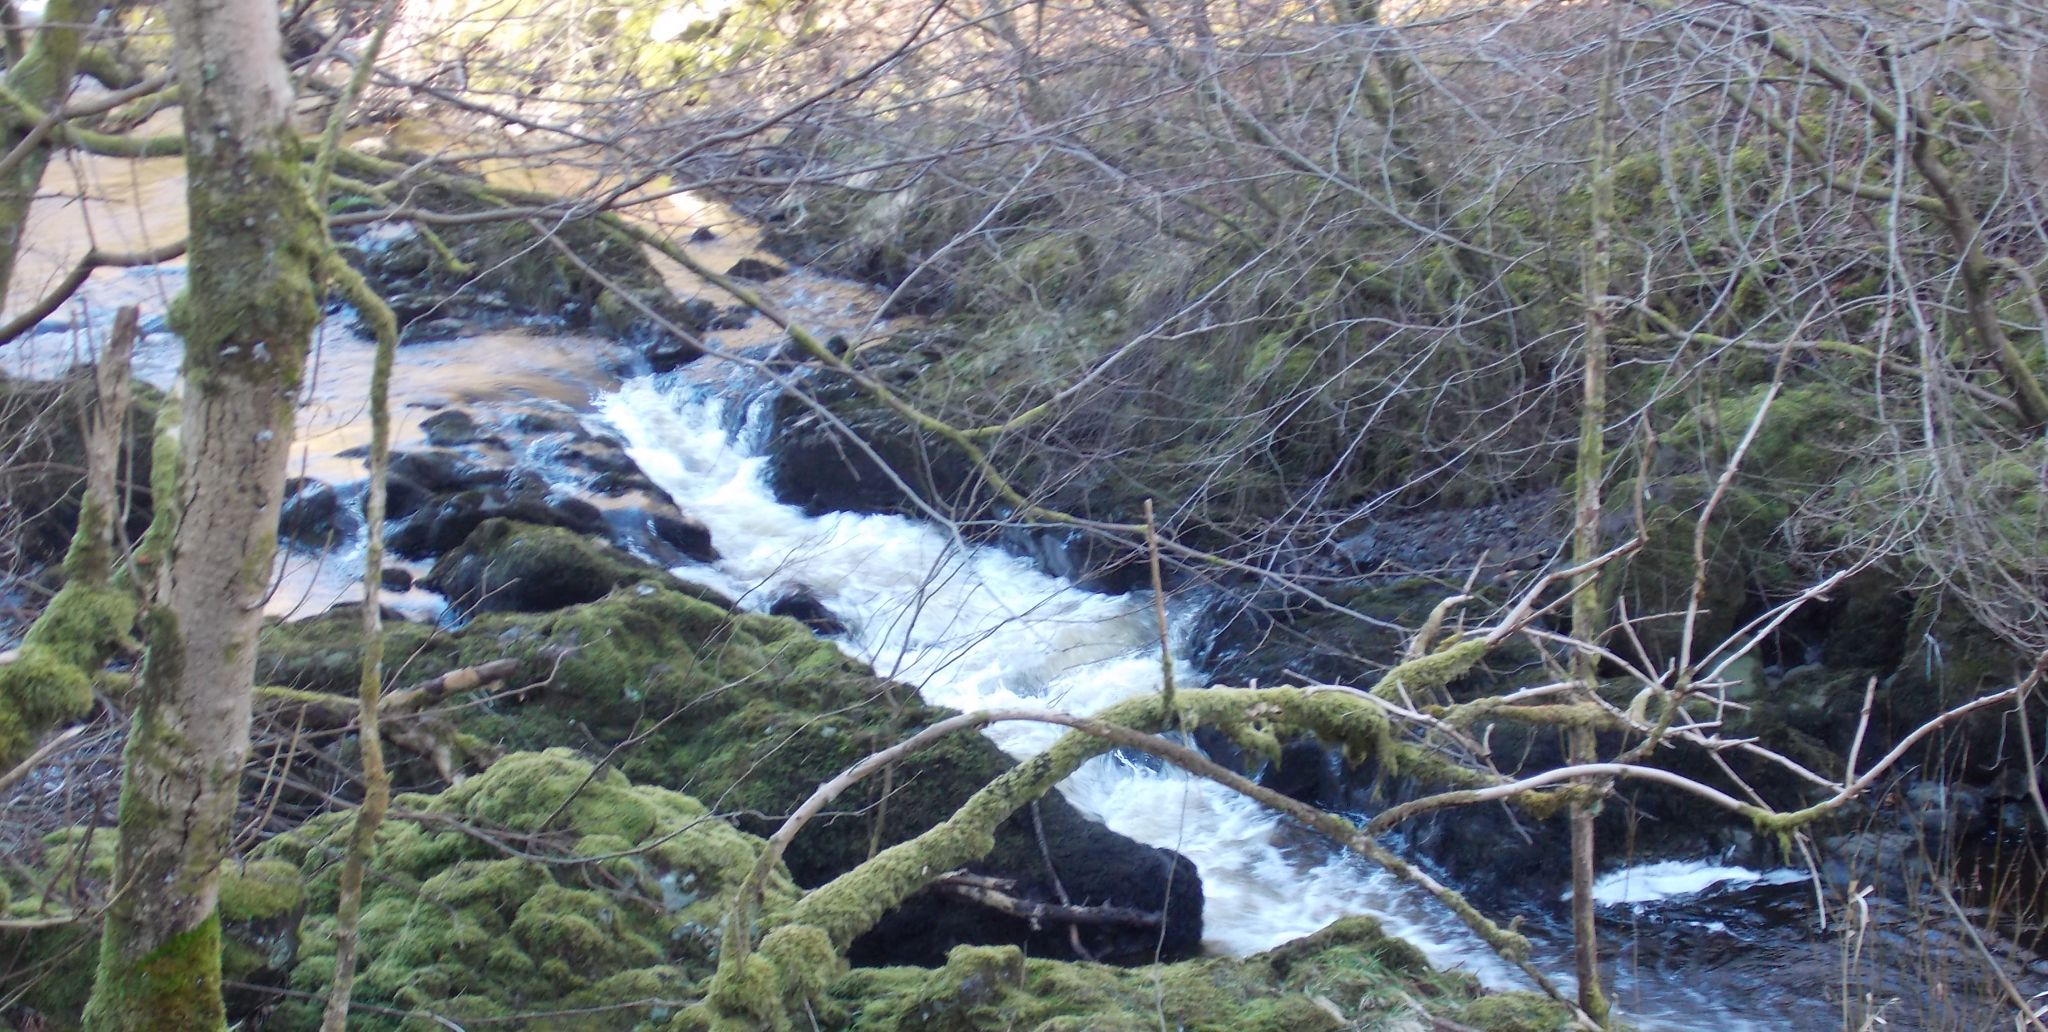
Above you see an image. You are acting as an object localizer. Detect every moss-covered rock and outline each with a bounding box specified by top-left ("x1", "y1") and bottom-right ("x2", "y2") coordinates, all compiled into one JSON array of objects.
[
  {"x1": 422, "y1": 518, "x2": 688, "y2": 614},
  {"x1": 257, "y1": 583, "x2": 1203, "y2": 966},
  {"x1": 819, "y1": 916, "x2": 1570, "y2": 1032},
  {"x1": 251, "y1": 748, "x2": 796, "y2": 1031}
]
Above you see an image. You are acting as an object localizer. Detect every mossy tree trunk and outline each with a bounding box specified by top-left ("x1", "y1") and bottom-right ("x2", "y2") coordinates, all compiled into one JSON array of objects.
[
  {"x1": 80, "y1": 0, "x2": 321, "y2": 1023},
  {"x1": 0, "y1": 0, "x2": 96, "y2": 308}
]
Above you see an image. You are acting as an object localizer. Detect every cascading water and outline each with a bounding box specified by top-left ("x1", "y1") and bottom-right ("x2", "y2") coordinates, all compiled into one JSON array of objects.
[
  {"x1": 598, "y1": 374, "x2": 1526, "y2": 975},
  {"x1": 596, "y1": 364, "x2": 1811, "y2": 1032}
]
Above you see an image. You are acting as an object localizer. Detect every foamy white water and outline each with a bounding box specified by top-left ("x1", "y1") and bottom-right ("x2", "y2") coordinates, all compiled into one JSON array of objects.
[
  {"x1": 1580, "y1": 860, "x2": 1808, "y2": 907},
  {"x1": 597, "y1": 376, "x2": 1522, "y2": 981}
]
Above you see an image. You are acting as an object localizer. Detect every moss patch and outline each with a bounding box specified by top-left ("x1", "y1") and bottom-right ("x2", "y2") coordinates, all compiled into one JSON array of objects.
[
  {"x1": 251, "y1": 748, "x2": 797, "y2": 1031},
  {"x1": 820, "y1": 917, "x2": 1569, "y2": 1032}
]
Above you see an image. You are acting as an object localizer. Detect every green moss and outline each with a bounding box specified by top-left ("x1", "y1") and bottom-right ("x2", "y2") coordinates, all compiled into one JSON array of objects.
[
  {"x1": 423, "y1": 519, "x2": 674, "y2": 614},
  {"x1": 1459, "y1": 993, "x2": 1575, "y2": 1032},
  {"x1": 217, "y1": 859, "x2": 303, "y2": 923},
  {"x1": 251, "y1": 749, "x2": 795, "y2": 1031},
  {"x1": 173, "y1": 134, "x2": 323, "y2": 385},
  {"x1": 0, "y1": 550, "x2": 139, "y2": 767},
  {"x1": 80, "y1": 911, "x2": 227, "y2": 1031},
  {"x1": 0, "y1": 647, "x2": 91, "y2": 743},
  {"x1": 823, "y1": 915, "x2": 1530, "y2": 1032}
]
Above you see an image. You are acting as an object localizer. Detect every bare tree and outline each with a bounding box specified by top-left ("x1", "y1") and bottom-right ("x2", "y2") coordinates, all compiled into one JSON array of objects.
[{"x1": 79, "y1": 0, "x2": 326, "y2": 1020}]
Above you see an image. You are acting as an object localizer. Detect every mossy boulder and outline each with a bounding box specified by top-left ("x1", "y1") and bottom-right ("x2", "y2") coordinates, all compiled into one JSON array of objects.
[
  {"x1": 251, "y1": 748, "x2": 796, "y2": 1031},
  {"x1": 818, "y1": 916, "x2": 1569, "y2": 1032},
  {"x1": 422, "y1": 518, "x2": 694, "y2": 614},
  {"x1": 257, "y1": 583, "x2": 1203, "y2": 966}
]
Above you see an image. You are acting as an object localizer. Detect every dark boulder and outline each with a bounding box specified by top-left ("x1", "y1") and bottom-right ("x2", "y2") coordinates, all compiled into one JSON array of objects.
[
  {"x1": 765, "y1": 370, "x2": 975, "y2": 518},
  {"x1": 388, "y1": 484, "x2": 608, "y2": 559},
  {"x1": 420, "y1": 409, "x2": 484, "y2": 447},
  {"x1": 649, "y1": 513, "x2": 717, "y2": 563},
  {"x1": 379, "y1": 566, "x2": 415, "y2": 592},
  {"x1": 387, "y1": 450, "x2": 495, "y2": 494},
  {"x1": 507, "y1": 410, "x2": 578, "y2": 435},
  {"x1": 849, "y1": 800, "x2": 1203, "y2": 967},
  {"x1": 278, "y1": 477, "x2": 352, "y2": 547},
  {"x1": 768, "y1": 589, "x2": 845, "y2": 635},
  {"x1": 0, "y1": 372, "x2": 158, "y2": 563},
  {"x1": 382, "y1": 474, "x2": 434, "y2": 520}
]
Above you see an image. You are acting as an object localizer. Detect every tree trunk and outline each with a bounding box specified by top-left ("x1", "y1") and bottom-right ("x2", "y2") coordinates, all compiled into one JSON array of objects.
[
  {"x1": 0, "y1": 0, "x2": 94, "y2": 308},
  {"x1": 80, "y1": 0, "x2": 321, "y2": 1022},
  {"x1": 1567, "y1": 20, "x2": 1618, "y2": 1029}
]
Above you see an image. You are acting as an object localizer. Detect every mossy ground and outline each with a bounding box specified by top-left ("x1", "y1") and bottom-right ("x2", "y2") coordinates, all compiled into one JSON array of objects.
[{"x1": 822, "y1": 918, "x2": 1569, "y2": 1032}]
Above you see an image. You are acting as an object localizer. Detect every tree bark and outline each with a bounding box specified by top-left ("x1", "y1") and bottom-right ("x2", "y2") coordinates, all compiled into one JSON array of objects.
[
  {"x1": 0, "y1": 0, "x2": 95, "y2": 308},
  {"x1": 1567, "y1": 20, "x2": 1618, "y2": 1029},
  {"x1": 80, "y1": 0, "x2": 321, "y2": 1022}
]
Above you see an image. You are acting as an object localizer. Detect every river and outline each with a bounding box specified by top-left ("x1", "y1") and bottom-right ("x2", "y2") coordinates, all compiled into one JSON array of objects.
[{"x1": 4, "y1": 146, "x2": 2023, "y2": 1031}]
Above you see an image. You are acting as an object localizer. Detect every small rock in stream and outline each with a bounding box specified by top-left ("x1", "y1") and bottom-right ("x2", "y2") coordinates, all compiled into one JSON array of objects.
[
  {"x1": 725, "y1": 257, "x2": 788, "y2": 281},
  {"x1": 421, "y1": 409, "x2": 485, "y2": 446},
  {"x1": 769, "y1": 589, "x2": 846, "y2": 636},
  {"x1": 279, "y1": 477, "x2": 351, "y2": 546},
  {"x1": 649, "y1": 514, "x2": 718, "y2": 563}
]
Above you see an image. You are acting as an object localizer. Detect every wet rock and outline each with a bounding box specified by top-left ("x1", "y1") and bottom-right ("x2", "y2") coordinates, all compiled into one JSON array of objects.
[
  {"x1": 423, "y1": 519, "x2": 658, "y2": 614},
  {"x1": 387, "y1": 450, "x2": 488, "y2": 494},
  {"x1": 649, "y1": 513, "x2": 717, "y2": 563},
  {"x1": 379, "y1": 567, "x2": 414, "y2": 592},
  {"x1": 765, "y1": 370, "x2": 975, "y2": 517},
  {"x1": 1897, "y1": 781, "x2": 1988, "y2": 842},
  {"x1": 1257, "y1": 739, "x2": 1342, "y2": 804},
  {"x1": 507, "y1": 410, "x2": 579, "y2": 435},
  {"x1": 559, "y1": 439, "x2": 640, "y2": 478},
  {"x1": 420, "y1": 409, "x2": 484, "y2": 447},
  {"x1": 388, "y1": 484, "x2": 605, "y2": 559},
  {"x1": 711, "y1": 304, "x2": 754, "y2": 330},
  {"x1": 588, "y1": 468, "x2": 659, "y2": 497},
  {"x1": 644, "y1": 337, "x2": 699, "y2": 374},
  {"x1": 850, "y1": 798, "x2": 1203, "y2": 967},
  {"x1": 689, "y1": 225, "x2": 718, "y2": 242},
  {"x1": 546, "y1": 495, "x2": 607, "y2": 537},
  {"x1": 383, "y1": 474, "x2": 434, "y2": 520},
  {"x1": 725, "y1": 257, "x2": 788, "y2": 281},
  {"x1": 279, "y1": 477, "x2": 350, "y2": 547},
  {"x1": 334, "y1": 165, "x2": 709, "y2": 352},
  {"x1": 768, "y1": 589, "x2": 845, "y2": 635}
]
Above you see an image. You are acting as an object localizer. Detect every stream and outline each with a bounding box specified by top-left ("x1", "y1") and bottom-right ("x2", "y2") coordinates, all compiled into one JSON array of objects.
[{"x1": 4, "y1": 148, "x2": 2014, "y2": 1031}]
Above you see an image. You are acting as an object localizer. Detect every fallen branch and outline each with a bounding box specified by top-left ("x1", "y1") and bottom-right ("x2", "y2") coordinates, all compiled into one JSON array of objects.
[{"x1": 933, "y1": 871, "x2": 1162, "y2": 929}]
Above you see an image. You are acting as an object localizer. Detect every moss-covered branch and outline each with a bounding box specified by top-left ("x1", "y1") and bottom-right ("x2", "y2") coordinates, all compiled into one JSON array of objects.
[{"x1": 0, "y1": 309, "x2": 141, "y2": 767}]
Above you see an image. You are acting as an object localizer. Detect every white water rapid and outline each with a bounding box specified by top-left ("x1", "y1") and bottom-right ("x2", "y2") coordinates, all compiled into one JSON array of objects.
[
  {"x1": 598, "y1": 372, "x2": 1530, "y2": 980},
  {"x1": 597, "y1": 359, "x2": 1821, "y2": 1032}
]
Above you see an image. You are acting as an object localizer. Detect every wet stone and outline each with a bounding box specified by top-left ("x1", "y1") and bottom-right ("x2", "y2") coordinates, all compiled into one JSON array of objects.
[{"x1": 420, "y1": 409, "x2": 485, "y2": 447}]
